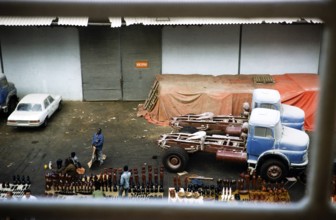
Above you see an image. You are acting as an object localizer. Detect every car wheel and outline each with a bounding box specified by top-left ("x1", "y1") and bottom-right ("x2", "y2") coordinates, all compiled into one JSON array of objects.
[
  {"x1": 57, "y1": 101, "x2": 62, "y2": 111},
  {"x1": 43, "y1": 118, "x2": 48, "y2": 127},
  {"x1": 260, "y1": 159, "x2": 288, "y2": 182},
  {"x1": 162, "y1": 147, "x2": 189, "y2": 172}
]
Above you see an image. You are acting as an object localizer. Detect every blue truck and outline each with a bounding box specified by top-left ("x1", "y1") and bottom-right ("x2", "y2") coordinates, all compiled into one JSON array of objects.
[
  {"x1": 252, "y1": 88, "x2": 305, "y2": 130},
  {"x1": 158, "y1": 108, "x2": 309, "y2": 182},
  {"x1": 0, "y1": 73, "x2": 18, "y2": 115}
]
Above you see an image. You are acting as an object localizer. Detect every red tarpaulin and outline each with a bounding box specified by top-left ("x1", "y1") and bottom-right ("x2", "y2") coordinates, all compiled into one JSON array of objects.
[{"x1": 139, "y1": 74, "x2": 319, "y2": 131}]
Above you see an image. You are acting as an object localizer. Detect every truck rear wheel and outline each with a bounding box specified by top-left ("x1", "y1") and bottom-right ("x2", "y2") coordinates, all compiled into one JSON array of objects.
[
  {"x1": 162, "y1": 147, "x2": 189, "y2": 172},
  {"x1": 260, "y1": 159, "x2": 287, "y2": 182}
]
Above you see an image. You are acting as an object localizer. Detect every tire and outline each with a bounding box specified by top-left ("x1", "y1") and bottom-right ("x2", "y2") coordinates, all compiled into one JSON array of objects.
[
  {"x1": 42, "y1": 117, "x2": 48, "y2": 127},
  {"x1": 180, "y1": 126, "x2": 198, "y2": 134},
  {"x1": 162, "y1": 147, "x2": 189, "y2": 172},
  {"x1": 299, "y1": 171, "x2": 307, "y2": 184},
  {"x1": 259, "y1": 159, "x2": 287, "y2": 182},
  {"x1": 7, "y1": 97, "x2": 18, "y2": 115},
  {"x1": 57, "y1": 101, "x2": 62, "y2": 111}
]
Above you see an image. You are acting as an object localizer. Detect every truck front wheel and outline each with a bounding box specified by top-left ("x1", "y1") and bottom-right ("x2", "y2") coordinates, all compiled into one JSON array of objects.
[
  {"x1": 162, "y1": 147, "x2": 189, "y2": 172},
  {"x1": 260, "y1": 159, "x2": 287, "y2": 182}
]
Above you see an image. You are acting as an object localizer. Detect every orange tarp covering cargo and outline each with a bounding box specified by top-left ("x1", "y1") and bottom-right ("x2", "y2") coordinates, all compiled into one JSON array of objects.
[{"x1": 141, "y1": 73, "x2": 318, "y2": 131}]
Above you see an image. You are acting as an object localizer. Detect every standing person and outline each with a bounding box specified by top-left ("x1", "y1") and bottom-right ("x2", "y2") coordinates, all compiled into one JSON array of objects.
[
  {"x1": 119, "y1": 165, "x2": 131, "y2": 198},
  {"x1": 91, "y1": 128, "x2": 104, "y2": 166},
  {"x1": 21, "y1": 189, "x2": 37, "y2": 200}
]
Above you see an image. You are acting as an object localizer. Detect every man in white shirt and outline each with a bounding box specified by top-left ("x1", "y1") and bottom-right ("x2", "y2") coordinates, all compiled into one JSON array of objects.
[{"x1": 21, "y1": 189, "x2": 37, "y2": 200}]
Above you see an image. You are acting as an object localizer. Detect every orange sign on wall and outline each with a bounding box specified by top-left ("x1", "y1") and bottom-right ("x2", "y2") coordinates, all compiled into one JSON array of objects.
[{"x1": 135, "y1": 60, "x2": 149, "y2": 69}]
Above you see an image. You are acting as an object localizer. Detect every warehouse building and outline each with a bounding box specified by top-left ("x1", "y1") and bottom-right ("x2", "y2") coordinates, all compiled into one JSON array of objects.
[{"x1": 0, "y1": 17, "x2": 322, "y2": 101}]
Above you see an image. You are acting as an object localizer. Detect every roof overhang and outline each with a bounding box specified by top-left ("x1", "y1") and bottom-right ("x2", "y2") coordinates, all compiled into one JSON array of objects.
[
  {"x1": 108, "y1": 17, "x2": 122, "y2": 28},
  {"x1": 0, "y1": 17, "x2": 323, "y2": 27},
  {"x1": 57, "y1": 17, "x2": 89, "y2": 26},
  {"x1": 0, "y1": 16, "x2": 55, "y2": 26},
  {"x1": 124, "y1": 17, "x2": 323, "y2": 26},
  {"x1": 0, "y1": 16, "x2": 122, "y2": 27}
]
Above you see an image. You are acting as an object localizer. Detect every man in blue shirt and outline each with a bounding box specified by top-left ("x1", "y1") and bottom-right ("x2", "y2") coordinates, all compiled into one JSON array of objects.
[
  {"x1": 91, "y1": 128, "x2": 104, "y2": 166},
  {"x1": 119, "y1": 165, "x2": 131, "y2": 198}
]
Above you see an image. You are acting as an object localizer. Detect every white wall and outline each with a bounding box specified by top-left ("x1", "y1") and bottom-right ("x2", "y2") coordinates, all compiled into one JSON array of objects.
[
  {"x1": 240, "y1": 24, "x2": 322, "y2": 74},
  {"x1": 1, "y1": 27, "x2": 82, "y2": 100},
  {"x1": 162, "y1": 24, "x2": 322, "y2": 75},
  {"x1": 0, "y1": 24, "x2": 322, "y2": 100},
  {"x1": 162, "y1": 25, "x2": 240, "y2": 75}
]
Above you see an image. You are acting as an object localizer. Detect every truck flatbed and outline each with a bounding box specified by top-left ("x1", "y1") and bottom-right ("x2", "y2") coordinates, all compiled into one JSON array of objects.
[
  {"x1": 170, "y1": 112, "x2": 248, "y2": 136},
  {"x1": 158, "y1": 131, "x2": 246, "y2": 158}
]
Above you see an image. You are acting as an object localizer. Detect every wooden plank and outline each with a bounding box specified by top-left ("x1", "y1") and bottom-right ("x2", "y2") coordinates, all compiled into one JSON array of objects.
[{"x1": 144, "y1": 80, "x2": 159, "y2": 110}]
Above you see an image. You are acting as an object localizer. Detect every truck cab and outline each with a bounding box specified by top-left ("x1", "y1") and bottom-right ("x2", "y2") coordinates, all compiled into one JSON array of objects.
[
  {"x1": 252, "y1": 88, "x2": 305, "y2": 130},
  {"x1": 246, "y1": 108, "x2": 309, "y2": 182},
  {"x1": 0, "y1": 73, "x2": 18, "y2": 114}
]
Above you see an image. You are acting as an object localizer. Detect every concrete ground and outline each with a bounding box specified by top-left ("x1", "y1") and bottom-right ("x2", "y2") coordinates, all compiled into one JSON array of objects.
[{"x1": 0, "y1": 101, "x2": 306, "y2": 202}]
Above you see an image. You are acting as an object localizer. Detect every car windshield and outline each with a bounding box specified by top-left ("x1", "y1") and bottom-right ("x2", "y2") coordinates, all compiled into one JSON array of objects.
[{"x1": 17, "y1": 103, "x2": 42, "y2": 112}]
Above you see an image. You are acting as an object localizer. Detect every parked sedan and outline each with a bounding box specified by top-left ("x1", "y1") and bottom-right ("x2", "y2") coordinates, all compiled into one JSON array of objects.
[{"x1": 7, "y1": 93, "x2": 62, "y2": 127}]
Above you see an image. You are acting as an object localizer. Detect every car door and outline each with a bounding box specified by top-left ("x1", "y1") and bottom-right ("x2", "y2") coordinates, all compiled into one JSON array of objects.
[
  {"x1": 43, "y1": 98, "x2": 52, "y2": 117},
  {"x1": 47, "y1": 96, "x2": 57, "y2": 115}
]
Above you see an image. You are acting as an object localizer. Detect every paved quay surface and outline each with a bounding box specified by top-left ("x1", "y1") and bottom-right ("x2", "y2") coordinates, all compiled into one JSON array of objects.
[{"x1": 0, "y1": 101, "x2": 308, "y2": 202}]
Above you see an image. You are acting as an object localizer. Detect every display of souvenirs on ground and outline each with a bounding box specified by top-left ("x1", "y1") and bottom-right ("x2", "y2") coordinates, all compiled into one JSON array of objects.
[
  {"x1": 44, "y1": 165, "x2": 165, "y2": 199},
  {"x1": 168, "y1": 171, "x2": 291, "y2": 204}
]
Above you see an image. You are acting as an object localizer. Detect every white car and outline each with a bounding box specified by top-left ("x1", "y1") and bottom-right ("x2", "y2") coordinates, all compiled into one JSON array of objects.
[{"x1": 7, "y1": 93, "x2": 62, "y2": 127}]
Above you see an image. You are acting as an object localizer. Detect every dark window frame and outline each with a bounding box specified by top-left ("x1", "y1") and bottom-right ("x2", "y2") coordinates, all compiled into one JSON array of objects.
[{"x1": 0, "y1": 1, "x2": 335, "y2": 220}]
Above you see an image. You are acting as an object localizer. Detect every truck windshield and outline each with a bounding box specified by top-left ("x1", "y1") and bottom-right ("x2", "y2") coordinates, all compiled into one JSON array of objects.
[{"x1": 260, "y1": 103, "x2": 276, "y2": 110}]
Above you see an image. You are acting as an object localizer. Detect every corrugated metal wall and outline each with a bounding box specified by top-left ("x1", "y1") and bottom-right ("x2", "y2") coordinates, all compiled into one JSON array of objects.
[
  {"x1": 79, "y1": 26, "x2": 122, "y2": 101},
  {"x1": 79, "y1": 25, "x2": 161, "y2": 101},
  {"x1": 121, "y1": 25, "x2": 162, "y2": 100}
]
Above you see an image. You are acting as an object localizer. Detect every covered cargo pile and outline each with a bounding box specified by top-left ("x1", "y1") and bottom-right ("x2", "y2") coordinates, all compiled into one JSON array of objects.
[{"x1": 138, "y1": 73, "x2": 318, "y2": 131}]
